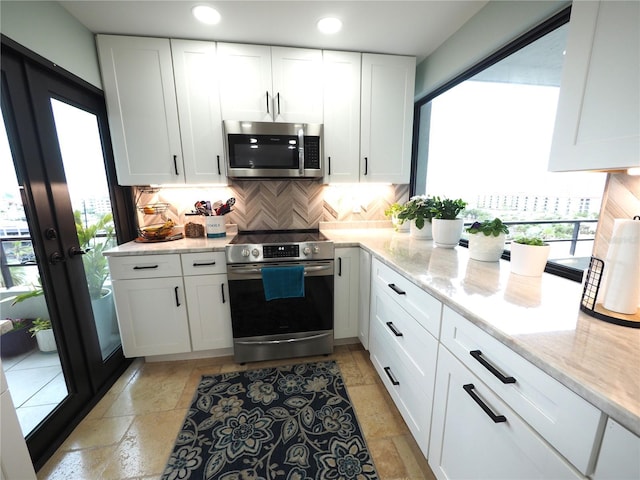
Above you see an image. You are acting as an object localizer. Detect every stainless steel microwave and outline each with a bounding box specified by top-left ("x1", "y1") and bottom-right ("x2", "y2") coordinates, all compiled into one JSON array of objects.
[{"x1": 223, "y1": 121, "x2": 323, "y2": 179}]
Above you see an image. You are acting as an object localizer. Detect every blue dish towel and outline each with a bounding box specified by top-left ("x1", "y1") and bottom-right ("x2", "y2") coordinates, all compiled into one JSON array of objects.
[{"x1": 262, "y1": 265, "x2": 305, "y2": 301}]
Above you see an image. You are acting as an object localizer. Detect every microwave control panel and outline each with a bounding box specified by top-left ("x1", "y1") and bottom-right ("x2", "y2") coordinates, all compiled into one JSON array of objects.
[{"x1": 304, "y1": 137, "x2": 321, "y2": 169}]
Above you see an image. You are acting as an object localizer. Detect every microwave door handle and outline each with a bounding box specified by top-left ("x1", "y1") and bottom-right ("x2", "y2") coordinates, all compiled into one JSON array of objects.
[{"x1": 298, "y1": 127, "x2": 305, "y2": 176}]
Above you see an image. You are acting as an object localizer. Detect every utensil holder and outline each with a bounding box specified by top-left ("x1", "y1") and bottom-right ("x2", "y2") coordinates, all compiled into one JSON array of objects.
[{"x1": 205, "y1": 216, "x2": 226, "y2": 238}]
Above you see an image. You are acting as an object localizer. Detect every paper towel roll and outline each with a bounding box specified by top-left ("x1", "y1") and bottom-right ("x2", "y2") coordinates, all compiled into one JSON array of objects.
[{"x1": 602, "y1": 218, "x2": 640, "y2": 315}]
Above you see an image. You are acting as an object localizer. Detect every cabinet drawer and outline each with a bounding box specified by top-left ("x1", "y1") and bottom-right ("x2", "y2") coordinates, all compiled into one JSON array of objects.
[
  {"x1": 429, "y1": 345, "x2": 583, "y2": 480},
  {"x1": 371, "y1": 284, "x2": 437, "y2": 383},
  {"x1": 108, "y1": 254, "x2": 182, "y2": 279},
  {"x1": 370, "y1": 315, "x2": 436, "y2": 456},
  {"x1": 441, "y1": 306, "x2": 602, "y2": 474},
  {"x1": 181, "y1": 252, "x2": 226, "y2": 276},
  {"x1": 371, "y1": 258, "x2": 441, "y2": 337}
]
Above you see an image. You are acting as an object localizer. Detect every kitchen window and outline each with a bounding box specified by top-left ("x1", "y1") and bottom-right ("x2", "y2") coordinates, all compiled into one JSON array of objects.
[{"x1": 412, "y1": 7, "x2": 607, "y2": 281}]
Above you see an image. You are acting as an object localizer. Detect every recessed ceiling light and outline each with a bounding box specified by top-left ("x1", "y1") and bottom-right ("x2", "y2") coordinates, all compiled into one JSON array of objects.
[
  {"x1": 317, "y1": 17, "x2": 342, "y2": 35},
  {"x1": 192, "y1": 5, "x2": 221, "y2": 25}
]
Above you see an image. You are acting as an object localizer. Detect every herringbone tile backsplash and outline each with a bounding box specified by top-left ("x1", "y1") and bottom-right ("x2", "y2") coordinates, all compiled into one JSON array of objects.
[{"x1": 135, "y1": 181, "x2": 409, "y2": 231}]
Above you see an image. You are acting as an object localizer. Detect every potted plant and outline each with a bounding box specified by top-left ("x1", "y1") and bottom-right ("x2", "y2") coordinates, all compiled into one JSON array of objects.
[
  {"x1": 28, "y1": 317, "x2": 56, "y2": 352},
  {"x1": 397, "y1": 195, "x2": 435, "y2": 239},
  {"x1": 430, "y1": 196, "x2": 467, "y2": 248},
  {"x1": 75, "y1": 211, "x2": 117, "y2": 347},
  {"x1": 510, "y1": 236, "x2": 551, "y2": 277},
  {"x1": 384, "y1": 203, "x2": 409, "y2": 232},
  {"x1": 466, "y1": 218, "x2": 510, "y2": 262},
  {"x1": 0, "y1": 318, "x2": 36, "y2": 357}
]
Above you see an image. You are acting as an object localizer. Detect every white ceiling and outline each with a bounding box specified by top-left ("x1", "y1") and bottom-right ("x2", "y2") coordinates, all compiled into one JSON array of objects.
[{"x1": 58, "y1": 1, "x2": 489, "y2": 63}]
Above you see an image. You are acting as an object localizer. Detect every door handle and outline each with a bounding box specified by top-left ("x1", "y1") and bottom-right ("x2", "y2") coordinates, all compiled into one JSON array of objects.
[
  {"x1": 388, "y1": 283, "x2": 406, "y2": 295},
  {"x1": 386, "y1": 322, "x2": 403, "y2": 337},
  {"x1": 221, "y1": 283, "x2": 226, "y2": 304},
  {"x1": 49, "y1": 252, "x2": 65, "y2": 265},
  {"x1": 68, "y1": 246, "x2": 87, "y2": 257},
  {"x1": 463, "y1": 384, "x2": 507, "y2": 423},
  {"x1": 174, "y1": 286, "x2": 181, "y2": 307}
]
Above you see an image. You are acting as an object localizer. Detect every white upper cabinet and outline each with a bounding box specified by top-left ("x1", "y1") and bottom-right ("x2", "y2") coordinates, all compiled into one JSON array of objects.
[
  {"x1": 323, "y1": 51, "x2": 362, "y2": 183},
  {"x1": 97, "y1": 35, "x2": 184, "y2": 185},
  {"x1": 217, "y1": 43, "x2": 323, "y2": 123},
  {"x1": 97, "y1": 35, "x2": 227, "y2": 185},
  {"x1": 549, "y1": 0, "x2": 640, "y2": 171},
  {"x1": 360, "y1": 53, "x2": 415, "y2": 184},
  {"x1": 171, "y1": 39, "x2": 226, "y2": 184}
]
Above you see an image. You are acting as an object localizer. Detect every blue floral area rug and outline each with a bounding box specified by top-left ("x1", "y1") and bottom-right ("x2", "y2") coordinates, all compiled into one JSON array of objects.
[{"x1": 162, "y1": 360, "x2": 379, "y2": 480}]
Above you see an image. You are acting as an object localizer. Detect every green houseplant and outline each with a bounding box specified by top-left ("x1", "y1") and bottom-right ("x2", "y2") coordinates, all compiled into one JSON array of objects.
[
  {"x1": 430, "y1": 196, "x2": 467, "y2": 248},
  {"x1": 397, "y1": 195, "x2": 435, "y2": 238},
  {"x1": 75, "y1": 211, "x2": 115, "y2": 300},
  {"x1": 510, "y1": 236, "x2": 550, "y2": 276},
  {"x1": 466, "y1": 218, "x2": 510, "y2": 262},
  {"x1": 28, "y1": 317, "x2": 56, "y2": 352},
  {"x1": 384, "y1": 203, "x2": 409, "y2": 232}
]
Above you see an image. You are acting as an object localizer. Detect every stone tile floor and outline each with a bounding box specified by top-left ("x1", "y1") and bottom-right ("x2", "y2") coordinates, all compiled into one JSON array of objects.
[{"x1": 37, "y1": 344, "x2": 436, "y2": 480}]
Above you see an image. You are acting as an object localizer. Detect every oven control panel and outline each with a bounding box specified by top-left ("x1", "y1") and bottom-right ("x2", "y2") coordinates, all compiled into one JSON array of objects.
[{"x1": 263, "y1": 244, "x2": 299, "y2": 258}]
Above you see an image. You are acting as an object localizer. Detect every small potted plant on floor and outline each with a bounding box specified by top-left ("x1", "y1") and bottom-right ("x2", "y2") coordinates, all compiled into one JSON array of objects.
[
  {"x1": 466, "y1": 218, "x2": 510, "y2": 262},
  {"x1": 28, "y1": 317, "x2": 56, "y2": 352},
  {"x1": 397, "y1": 195, "x2": 435, "y2": 239},
  {"x1": 510, "y1": 236, "x2": 551, "y2": 277},
  {"x1": 430, "y1": 196, "x2": 467, "y2": 248},
  {"x1": 384, "y1": 203, "x2": 409, "y2": 232},
  {"x1": 0, "y1": 318, "x2": 36, "y2": 357}
]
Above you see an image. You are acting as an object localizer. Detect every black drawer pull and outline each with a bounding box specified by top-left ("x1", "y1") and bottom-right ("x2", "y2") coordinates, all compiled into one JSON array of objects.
[
  {"x1": 133, "y1": 265, "x2": 159, "y2": 270},
  {"x1": 383, "y1": 367, "x2": 400, "y2": 386},
  {"x1": 338, "y1": 257, "x2": 342, "y2": 277},
  {"x1": 216, "y1": 155, "x2": 221, "y2": 175},
  {"x1": 470, "y1": 350, "x2": 516, "y2": 384},
  {"x1": 173, "y1": 155, "x2": 179, "y2": 175},
  {"x1": 388, "y1": 283, "x2": 406, "y2": 295},
  {"x1": 221, "y1": 283, "x2": 226, "y2": 304},
  {"x1": 193, "y1": 261, "x2": 216, "y2": 267},
  {"x1": 174, "y1": 286, "x2": 181, "y2": 307},
  {"x1": 463, "y1": 383, "x2": 506, "y2": 423},
  {"x1": 385, "y1": 322, "x2": 403, "y2": 337}
]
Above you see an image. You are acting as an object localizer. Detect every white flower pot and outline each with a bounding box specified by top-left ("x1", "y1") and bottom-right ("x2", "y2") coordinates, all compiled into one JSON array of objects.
[
  {"x1": 410, "y1": 219, "x2": 432, "y2": 239},
  {"x1": 432, "y1": 218, "x2": 463, "y2": 248},
  {"x1": 35, "y1": 329, "x2": 57, "y2": 352},
  {"x1": 510, "y1": 242, "x2": 551, "y2": 277},
  {"x1": 468, "y1": 233, "x2": 506, "y2": 262},
  {"x1": 392, "y1": 214, "x2": 410, "y2": 232}
]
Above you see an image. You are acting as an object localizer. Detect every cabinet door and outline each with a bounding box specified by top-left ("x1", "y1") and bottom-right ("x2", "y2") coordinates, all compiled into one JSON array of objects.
[
  {"x1": 217, "y1": 43, "x2": 273, "y2": 122},
  {"x1": 271, "y1": 47, "x2": 324, "y2": 123},
  {"x1": 549, "y1": 1, "x2": 639, "y2": 171},
  {"x1": 360, "y1": 54, "x2": 415, "y2": 184},
  {"x1": 429, "y1": 346, "x2": 583, "y2": 480},
  {"x1": 183, "y1": 274, "x2": 233, "y2": 351},
  {"x1": 334, "y1": 247, "x2": 360, "y2": 339},
  {"x1": 171, "y1": 40, "x2": 226, "y2": 184},
  {"x1": 111, "y1": 277, "x2": 190, "y2": 357},
  {"x1": 96, "y1": 35, "x2": 184, "y2": 185},
  {"x1": 593, "y1": 418, "x2": 640, "y2": 480},
  {"x1": 358, "y1": 248, "x2": 371, "y2": 349},
  {"x1": 323, "y1": 51, "x2": 361, "y2": 183}
]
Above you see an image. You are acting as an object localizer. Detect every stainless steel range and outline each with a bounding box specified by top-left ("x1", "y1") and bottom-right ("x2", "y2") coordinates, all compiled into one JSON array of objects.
[{"x1": 225, "y1": 229, "x2": 334, "y2": 363}]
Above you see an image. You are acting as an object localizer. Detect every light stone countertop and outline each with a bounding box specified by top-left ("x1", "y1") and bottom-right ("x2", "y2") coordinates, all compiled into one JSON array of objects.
[
  {"x1": 104, "y1": 227, "x2": 640, "y2": 436},
  {"x1": 326, "y1": 228, "x2": 640, "y2": 437}
]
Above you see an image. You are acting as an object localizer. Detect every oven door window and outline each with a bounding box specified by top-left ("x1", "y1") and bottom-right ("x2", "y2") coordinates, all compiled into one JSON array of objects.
[
  {"x1": 228, "y1": 274, "x2": 333, "y2": 338},
  {"x1": 227, "y1": 134, "x2": 299, "y2": 169}
]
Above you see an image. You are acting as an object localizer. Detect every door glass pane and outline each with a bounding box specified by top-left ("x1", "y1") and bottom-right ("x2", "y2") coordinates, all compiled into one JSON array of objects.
[
  {"x1": 0, "y1": 111, "x2": 69, "y2": 436},
  {"x1": 50, "y1": 99, "x2": 121, "y2": 360}
]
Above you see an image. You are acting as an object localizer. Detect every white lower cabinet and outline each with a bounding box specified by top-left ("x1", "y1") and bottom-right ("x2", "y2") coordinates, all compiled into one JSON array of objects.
[
  {"x1": 369, "y1": 259, "x2": 441, "y2": 457},
  {"x1": 111, "y1": 276, "x2": 191, "y2": 357},
  {"x1": 109, "y1": 252, "x2": 233, "y2": 357},
  {"x1": 358, "y1": 248, "x2": 371, "y2": 349},
  {"x1": 182, "y1": 252, "x2": 232, "y2": 351},
  {"x1": 334, "y1": 247, "x2": 360, "y2": 339},
  {"x1": 429, "y1": 345, "x2": 584, "y2": 480},
  {"x1": 593, "y1": 418, "x2": 640, "y2": 480}
]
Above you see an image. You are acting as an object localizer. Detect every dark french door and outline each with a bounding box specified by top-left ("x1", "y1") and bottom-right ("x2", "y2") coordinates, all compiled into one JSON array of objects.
[{"x1": 1, "y1": 39, "x2": 135, "y2": 468}]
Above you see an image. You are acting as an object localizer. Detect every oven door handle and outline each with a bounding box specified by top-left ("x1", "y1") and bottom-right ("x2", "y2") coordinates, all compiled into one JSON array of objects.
[
  {"x1": 229, "y1": 265, "x2": 332, "y2": 275},
  {"x1": 235, "y1": 332, "x2": 332, "y2": 346}
]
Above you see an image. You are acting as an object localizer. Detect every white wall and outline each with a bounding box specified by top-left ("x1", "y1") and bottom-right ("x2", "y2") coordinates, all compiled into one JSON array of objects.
[
  {"x1": 0, "y1": 1, "x2": 102, "y2": 88},
  {"x1": 415, "y1": 0, "x2": 570, "y2": 100}
]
